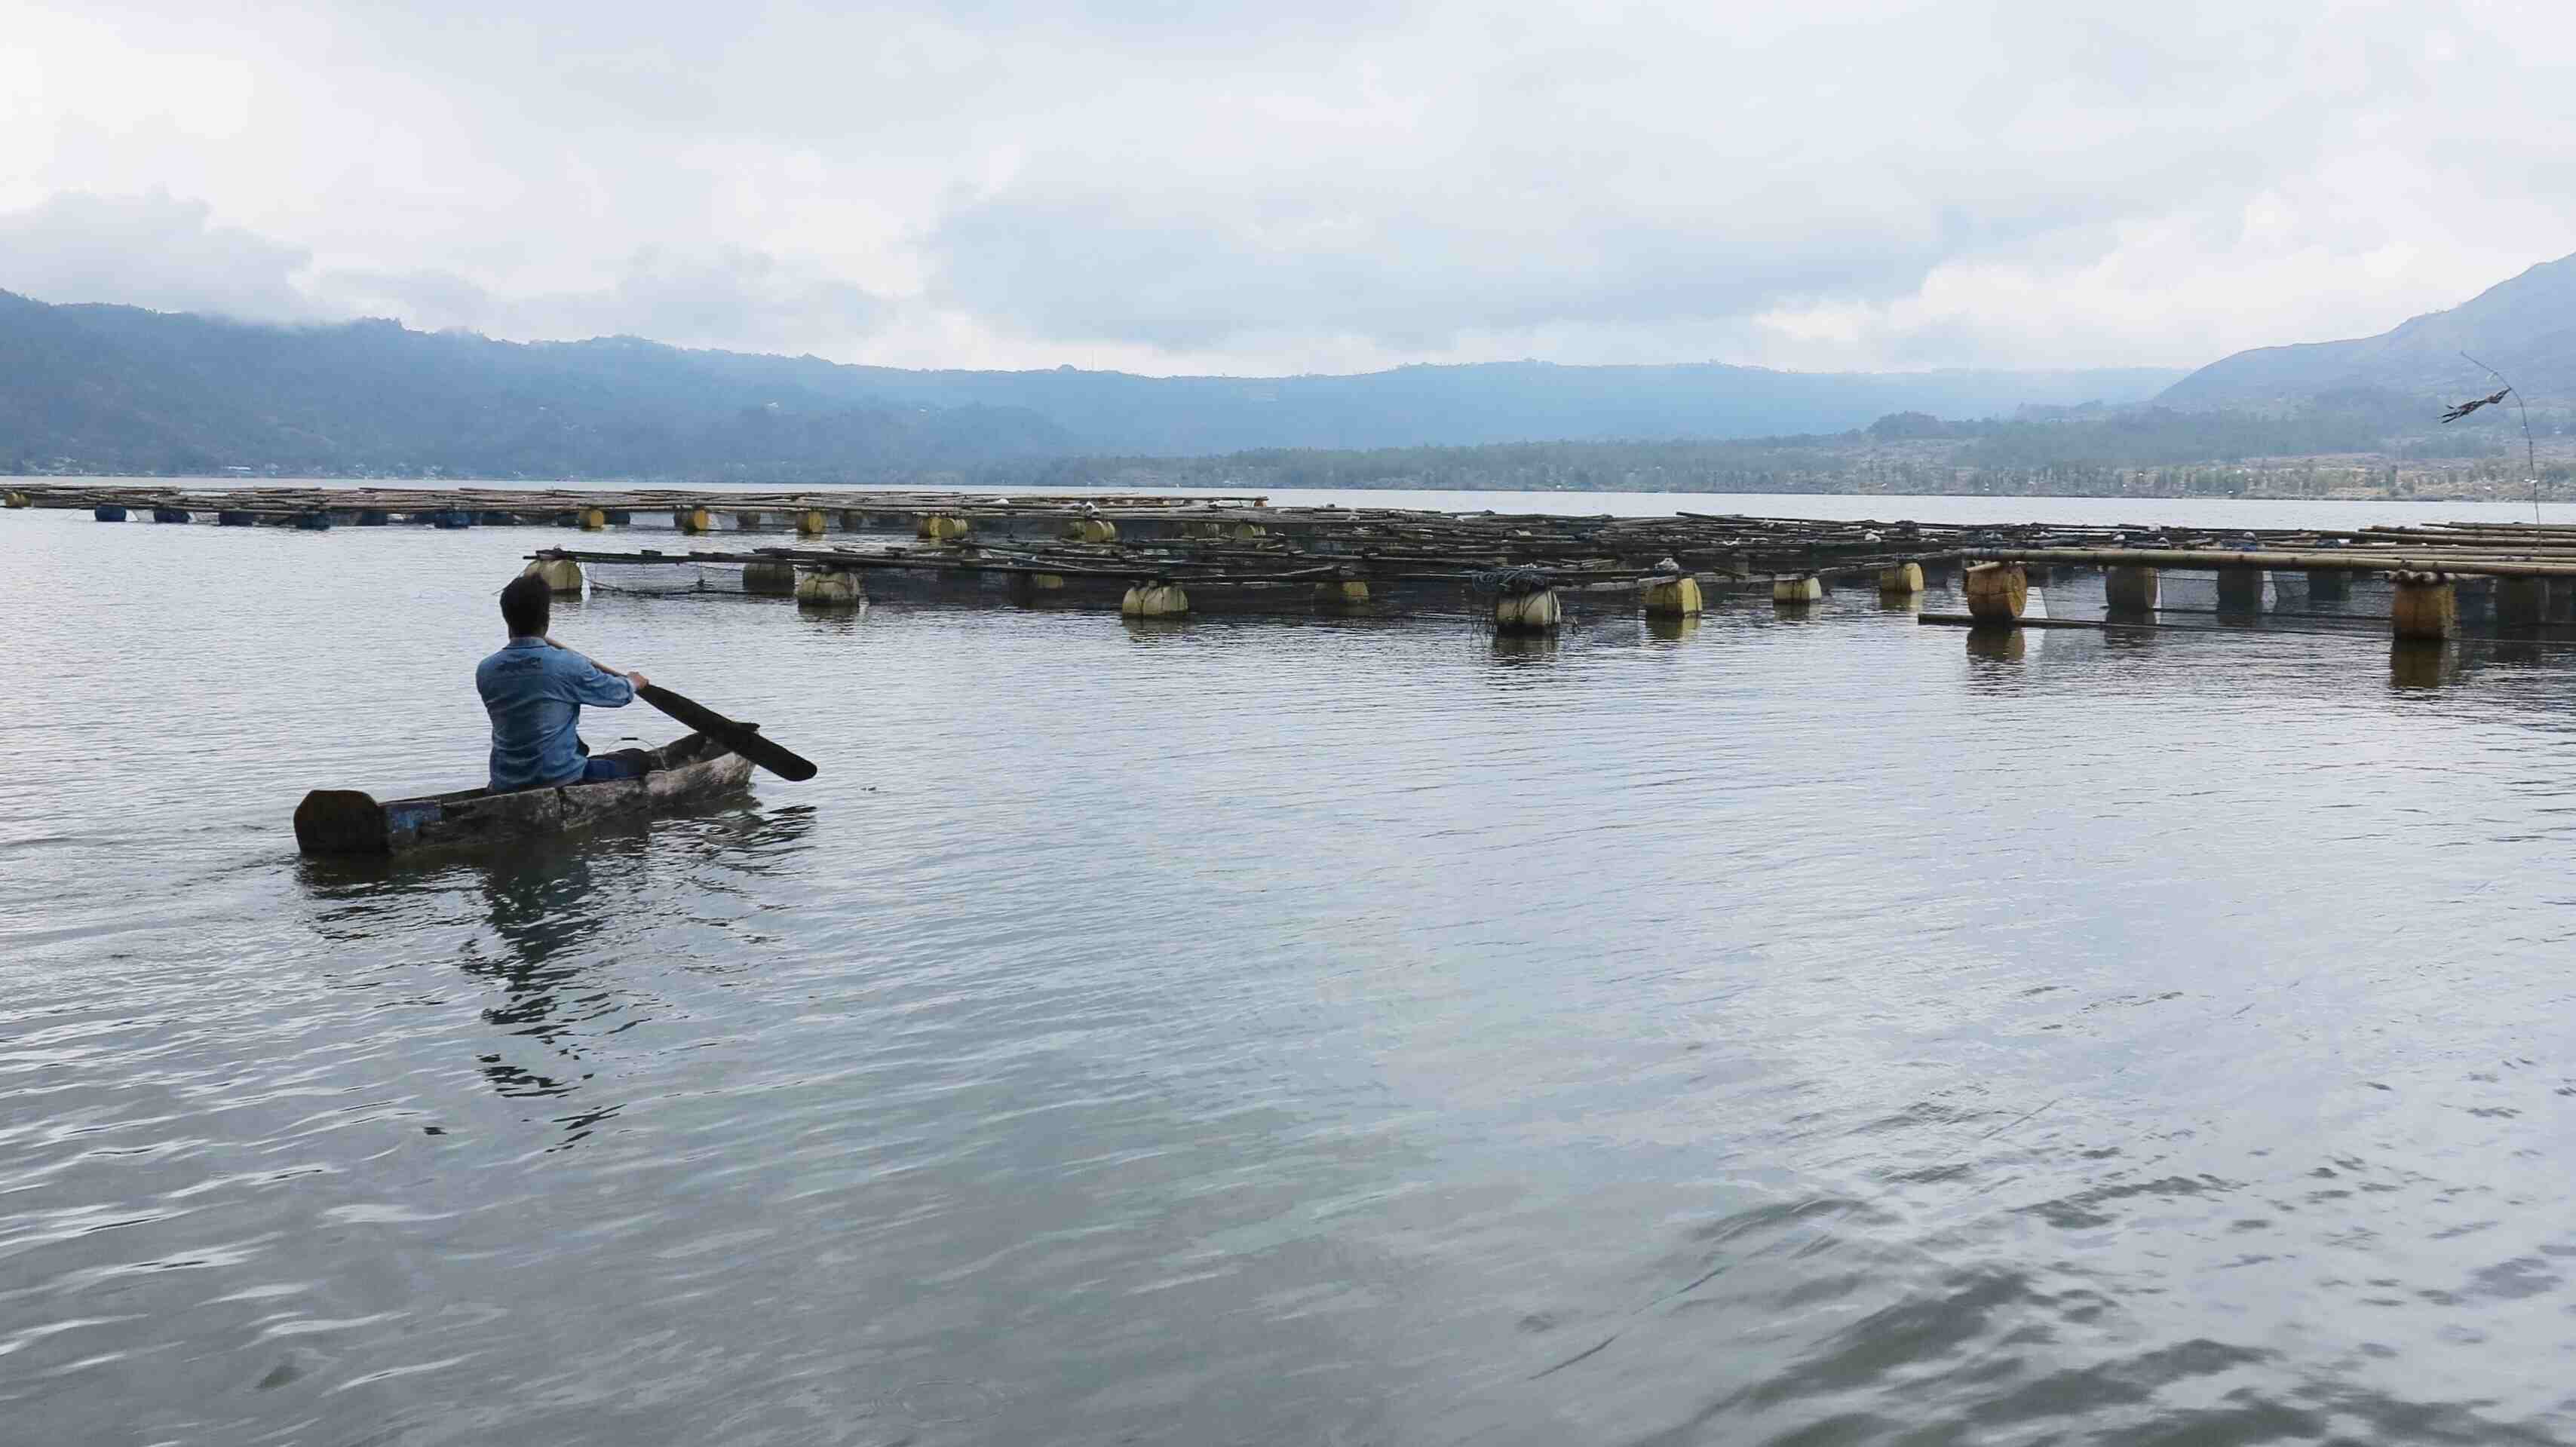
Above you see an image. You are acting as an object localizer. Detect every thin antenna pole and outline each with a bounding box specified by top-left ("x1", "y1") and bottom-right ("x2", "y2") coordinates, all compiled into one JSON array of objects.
[{"x1": 2461, "y1": 351, "x2": 2539, "y2": 523}]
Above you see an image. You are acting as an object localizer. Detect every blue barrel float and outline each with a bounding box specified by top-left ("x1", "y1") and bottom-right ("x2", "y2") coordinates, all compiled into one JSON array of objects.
[
  {"x1": 217, "y1": 510, "x2": 256, "y2": 527},
  {"x1": 433, "y1": 510, "x2": 472, "y2": 529},
  {"x1": 476, "y1": 510, "x2": 514, "y2": 526},
  {"x1": 93, "y1": 504, "x2": 127, "y2": 522},
  {"x1": 293, "y1": 511, "x2": 333, "y2": 531},
  {"x1": 356, "y1": 509, "x2": 390, "y2": 526},
  {"x1": 605, "y1": 509, "x2": 633, "y2": 525},
  {"x1": 152, "y1": 507, "x2": 192, "y2": 524}
]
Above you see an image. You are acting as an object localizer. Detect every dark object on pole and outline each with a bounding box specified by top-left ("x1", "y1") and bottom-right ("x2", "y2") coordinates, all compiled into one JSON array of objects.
[
  {"x1": 2440, "y1": 387, "x2": 2510, "y2": 423},
  {"x1": 2450, "y1": 353, "x2": 2541, "y2": 523}
]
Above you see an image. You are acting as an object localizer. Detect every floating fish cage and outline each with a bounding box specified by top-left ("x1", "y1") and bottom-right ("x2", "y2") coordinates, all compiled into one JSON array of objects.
[{"x1": 20, "y1": 480, "x2": 2576, "y2": 648}]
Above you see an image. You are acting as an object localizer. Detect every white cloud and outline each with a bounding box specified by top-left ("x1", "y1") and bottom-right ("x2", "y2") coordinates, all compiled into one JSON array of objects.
[
  {"x1": 0, "y1": 190, "x2": 315, "y2": 320},
  {"x1": 5, "y1": 0, "x2": 2574, "y2": 374},
  {"x1": 317, "y1": 249, "x2": 891, "y2": 354},
  {"x1": 0, "y1": 8, "x2": 257, "y2": 213}
]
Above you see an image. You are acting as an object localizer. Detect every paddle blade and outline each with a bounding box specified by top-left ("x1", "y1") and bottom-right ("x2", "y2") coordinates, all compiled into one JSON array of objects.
[{"x1": 637, "y1": 684, "x2": 819, "y2": 782}]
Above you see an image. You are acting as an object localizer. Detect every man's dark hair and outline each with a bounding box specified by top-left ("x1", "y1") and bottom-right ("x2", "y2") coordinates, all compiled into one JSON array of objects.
[{"x1": 500, "y1": 572, "x2": 552, "y2": 638}]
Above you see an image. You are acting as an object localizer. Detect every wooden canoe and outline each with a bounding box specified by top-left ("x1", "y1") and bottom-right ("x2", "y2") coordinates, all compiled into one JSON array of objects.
[{"x1": 293, "y1": 731, "x2": 754, "y2": 856}]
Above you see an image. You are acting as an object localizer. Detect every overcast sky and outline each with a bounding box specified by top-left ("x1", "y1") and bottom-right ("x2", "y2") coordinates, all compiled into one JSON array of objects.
[{"x1": 5, "y1": 0, "x2": 2570, "y2": 377}]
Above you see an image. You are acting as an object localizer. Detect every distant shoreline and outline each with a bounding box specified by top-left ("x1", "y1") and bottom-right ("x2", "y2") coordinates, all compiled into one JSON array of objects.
[{"x1": 6, "y1": 471, "x2": 2552, "y2": 507}]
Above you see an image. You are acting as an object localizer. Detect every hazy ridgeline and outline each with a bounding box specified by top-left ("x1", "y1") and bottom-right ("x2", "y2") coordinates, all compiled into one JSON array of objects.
[
  {"x1": 964, "y1": 393, "x2": 2555, "y2": 500},
  {"x1": 11, "y1": 244, "x2": 2576, "y2": 492},
  {"x1": 1, "y1": 287, "x2": 2188, "y2": 481}
]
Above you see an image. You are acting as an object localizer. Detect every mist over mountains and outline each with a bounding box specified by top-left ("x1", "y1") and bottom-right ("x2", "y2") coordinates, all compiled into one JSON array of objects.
[
  {"x1": 3, "y1": 288, "x2": 2179, "y2": 480},
  {"x1": 10, "y1": 247, "x2": 2575, "y2": 484}
]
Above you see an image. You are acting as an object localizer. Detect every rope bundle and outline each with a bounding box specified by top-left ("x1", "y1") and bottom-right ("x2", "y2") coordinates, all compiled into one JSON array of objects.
[{"x1": 1469, "y1": 565, "x2": 1556, "y2": 596}]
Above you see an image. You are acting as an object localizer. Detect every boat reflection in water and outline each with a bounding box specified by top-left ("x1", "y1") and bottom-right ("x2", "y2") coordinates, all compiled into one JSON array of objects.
[
  {"x1": 462, "y1": 829, "x2": 628, "y2": 1117},
  {"x1": 297, "y1": 800, "x2": 814, "y2": 1145}
]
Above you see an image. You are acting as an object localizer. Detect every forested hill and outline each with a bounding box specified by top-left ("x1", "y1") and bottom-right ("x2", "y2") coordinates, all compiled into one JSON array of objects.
[
  {"x1": 0, "y1": 292, "x2": 1073, "y2": 480},
  {"x1": 2162, "y1": 249, "x2": 2576, "y2": 407},
  {"x1": 2, "y1": 290, "x2": 2181, "y2": 478},
  {"x1": 820, "y1": 356, "x2": 2185, "y2": 454}
]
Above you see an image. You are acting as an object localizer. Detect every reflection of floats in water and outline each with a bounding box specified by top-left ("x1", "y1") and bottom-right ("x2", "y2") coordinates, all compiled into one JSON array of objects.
[
  {"x1": 2389, "y1": 639, "x2": 2457, "y2": 691},
  {"x1": 1119, "y1": 616, "x2": 1194, "y2": 642},
  {"x1": 1964, "y1": 626, "x2": 2026, "y2": 664},
  {"x1": 795, "y1": 596, "x2": 870, "y2": 636},
  {"x1": 1489, "y1": 631, "x2": 1559, "y2": 664}
]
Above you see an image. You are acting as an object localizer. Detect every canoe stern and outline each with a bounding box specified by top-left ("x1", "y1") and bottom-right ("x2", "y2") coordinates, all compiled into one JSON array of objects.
[{"x1": 294, "y1": 789, "x2": 389, "y2": 856}]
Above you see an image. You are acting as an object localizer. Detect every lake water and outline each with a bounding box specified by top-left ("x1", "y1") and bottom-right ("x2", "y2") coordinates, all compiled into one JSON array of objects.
[{"x1": 8, "y1": 489, "x2": 2576, "y2": 1445}]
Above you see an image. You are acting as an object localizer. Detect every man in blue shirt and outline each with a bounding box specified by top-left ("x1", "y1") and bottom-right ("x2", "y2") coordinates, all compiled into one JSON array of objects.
[{"x1": 477, "y1": 573, "x2": 654, "y2": 792}]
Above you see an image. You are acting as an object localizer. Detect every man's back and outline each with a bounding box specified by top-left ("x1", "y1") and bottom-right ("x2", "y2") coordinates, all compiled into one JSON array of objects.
[{"x1": 477, "y1": 637, "x2": 636, "y2": 792}]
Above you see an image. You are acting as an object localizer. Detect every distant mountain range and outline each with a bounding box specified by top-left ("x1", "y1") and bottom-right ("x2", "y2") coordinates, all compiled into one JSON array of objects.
[
  {"x1": 0, "y1": 292, "x2": 1073, "y2": 480},
  {"x1": 1, "y1": 289, "x2": 2181, "y2": 479},
  {"x1": 813, "y1": 357, "x2": 2187, "y2": 455},
  {"x1": 19, "y1": 243, "x2": 2576, "y2": 483},
  {"x1": 2164, "y1": 250, "x2": 2576, "y2": 407}
]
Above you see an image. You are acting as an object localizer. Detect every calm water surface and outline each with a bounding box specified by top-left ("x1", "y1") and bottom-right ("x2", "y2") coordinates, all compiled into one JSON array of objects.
[{"x1": 7, "y1": 492, "x2": 2576, "y2": 1445}]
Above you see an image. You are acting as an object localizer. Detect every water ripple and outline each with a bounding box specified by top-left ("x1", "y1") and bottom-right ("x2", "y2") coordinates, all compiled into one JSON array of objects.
[{"x1": 7, "y1": 503, "x2": 2576, "y2": 1442}]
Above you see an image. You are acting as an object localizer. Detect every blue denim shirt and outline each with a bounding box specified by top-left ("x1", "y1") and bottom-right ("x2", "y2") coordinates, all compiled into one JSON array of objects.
[{"x1": 476, "y1": 637, "x2": 636, "y2": 792}]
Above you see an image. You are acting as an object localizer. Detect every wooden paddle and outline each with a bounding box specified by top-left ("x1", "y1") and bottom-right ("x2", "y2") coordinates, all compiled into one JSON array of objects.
[{"x1": 547, "y1": 639, "x2": 818, "y2": 782}]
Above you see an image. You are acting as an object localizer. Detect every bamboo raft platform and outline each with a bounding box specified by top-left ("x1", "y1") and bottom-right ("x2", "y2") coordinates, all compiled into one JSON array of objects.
[
  {"x1": 22, "y1": 480, "x2": 2576, "y2": 639},
  {"x1": 0, "y1": 482, "x2": 1274, "y2": 529},
  {"x1": 520, "y1": 522, "x2": 2576, "y2": 642}
]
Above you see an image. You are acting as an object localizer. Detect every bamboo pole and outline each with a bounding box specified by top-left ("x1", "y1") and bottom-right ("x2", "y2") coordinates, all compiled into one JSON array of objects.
[{"x1": 2001, "y1": 546, "x2": 2576, "y2": 579}]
